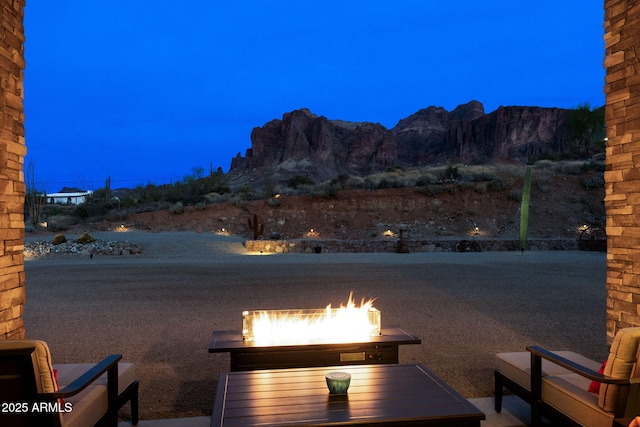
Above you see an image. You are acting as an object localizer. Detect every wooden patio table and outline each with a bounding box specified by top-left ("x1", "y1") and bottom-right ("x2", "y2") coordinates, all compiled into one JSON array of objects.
[{"x1": 211, "y1": 363, "x2": 485, "y2": 426}]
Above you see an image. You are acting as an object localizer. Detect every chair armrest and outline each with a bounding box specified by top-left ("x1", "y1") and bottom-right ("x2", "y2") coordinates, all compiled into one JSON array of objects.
[
  {"x1": 40, "y1": 354, "x2": 122, "y2": 399},
  {"x1": 528, "y1": 345, "x2": 640, "y2": 420},
  {"x1": 527, "y1": 346, "x2": 635, "y2": 385}
]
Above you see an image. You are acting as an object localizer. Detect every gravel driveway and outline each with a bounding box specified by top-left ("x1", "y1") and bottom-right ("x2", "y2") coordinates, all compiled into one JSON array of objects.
[{"x1": 23, "y1": 231, "x2": 607, "y2": 421}]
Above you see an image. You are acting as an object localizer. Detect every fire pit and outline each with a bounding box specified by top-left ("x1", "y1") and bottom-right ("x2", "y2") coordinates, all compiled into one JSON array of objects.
[
  {"x1": 242, "y1": 294, "x2": 381, "y2": 344},
  {"x1": 209, "y1": 294, "x2": 420, "y2": 371}
]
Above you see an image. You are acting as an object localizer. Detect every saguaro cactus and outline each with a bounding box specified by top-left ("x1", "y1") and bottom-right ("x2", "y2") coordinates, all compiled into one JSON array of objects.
[
  {"x1": 248, "y1": 214, "x2": 265, "y2": 240},
  {"x1": 519, "y1": 166, "x2": 533, "y2": 253}
]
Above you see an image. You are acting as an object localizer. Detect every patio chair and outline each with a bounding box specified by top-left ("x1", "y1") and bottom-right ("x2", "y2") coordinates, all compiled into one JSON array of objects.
[
  {"x1": 0, "y1": 339, "x2": 138, "y2": 427},
  {"x1": 494, "y1": 327, "x2": 640, "y2": 427}
]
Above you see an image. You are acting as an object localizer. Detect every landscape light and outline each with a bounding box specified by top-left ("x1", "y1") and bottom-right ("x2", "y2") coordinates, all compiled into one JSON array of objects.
[{"x1": 216, "y1": 228, "x2": 230, "y2": 236}]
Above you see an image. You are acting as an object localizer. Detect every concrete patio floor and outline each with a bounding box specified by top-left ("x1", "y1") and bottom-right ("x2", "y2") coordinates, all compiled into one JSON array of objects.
[{"x1": 118, "y1": 396, "x2": 535, "y2": 427}]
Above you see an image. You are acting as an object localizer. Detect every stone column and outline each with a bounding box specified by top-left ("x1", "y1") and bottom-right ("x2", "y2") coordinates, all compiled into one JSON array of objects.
[
  {"x1": 604, "y1": 0, "x2": 640, "y2": 343},
  {"x1": 0, "y1": 0, "x2": 26, "y2": 339}
]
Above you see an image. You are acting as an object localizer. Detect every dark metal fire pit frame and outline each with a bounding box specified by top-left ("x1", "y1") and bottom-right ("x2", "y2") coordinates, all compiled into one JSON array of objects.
[{"x1": 208, "y1": 326, "x2": 420, "y2": 371}]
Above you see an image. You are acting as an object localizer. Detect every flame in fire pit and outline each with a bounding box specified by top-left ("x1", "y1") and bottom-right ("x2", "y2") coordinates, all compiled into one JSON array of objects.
[{"x1": 243, "y1": 293, "x2": 380, "y2": 344}]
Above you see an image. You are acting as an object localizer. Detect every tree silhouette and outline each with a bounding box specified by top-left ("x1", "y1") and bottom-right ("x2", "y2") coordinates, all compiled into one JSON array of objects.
[{"x1": 566, "y1": 103, "x2": 605, "y2": 158}]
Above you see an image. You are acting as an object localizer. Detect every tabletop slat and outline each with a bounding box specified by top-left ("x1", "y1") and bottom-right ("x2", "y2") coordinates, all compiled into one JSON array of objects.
[{"x1": 212, "y1": 363, "x2": 484, "y2": 427}]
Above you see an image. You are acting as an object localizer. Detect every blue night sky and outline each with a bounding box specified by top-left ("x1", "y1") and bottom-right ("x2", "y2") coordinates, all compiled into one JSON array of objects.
[{"x1": 24, "y1": 1, "x2": 605, "y2": 193}]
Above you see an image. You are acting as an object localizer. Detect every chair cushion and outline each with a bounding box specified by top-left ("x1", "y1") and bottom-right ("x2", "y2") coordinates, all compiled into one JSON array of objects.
[
  {"x1": 0, "y1": 339, "x2": 57, "y2": 393},
  {"x1": 544, "y1": 374, "x2": 613, "y2": 427},
  {"x1": 61, "y1": 385, "x2": 107, "y2": 427},
  {"x1": 600, "y1": 327, "x2": 640, "y2": 412},
  {"x1": 54, "y1": 362, "x2": 137, "y2": 396},
  {"x1": 495, "y1": 351, "x2": 602, "y2": 390},
  {"x1": 54, "y1": 362, "x2": 136, "y2": 427}
]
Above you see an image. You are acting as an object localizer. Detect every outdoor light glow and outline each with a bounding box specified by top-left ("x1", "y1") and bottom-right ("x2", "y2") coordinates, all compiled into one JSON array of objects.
[
  {"x1": 468, "y1": 225, "x2": 484, "y2": 237},
  {"x1": 307, "y1": 228, "x2": 319, "y2": 237},
  {"x1": 383, "y1": 229, "x2": 395, "y2": 237},
  {"x1": 216, "y1": 228, "x2": 230, "y2": 236},
  {"x1": 244, "y1": 249, "x2": 276, "y2": 256},
  {"x1": 115, "y1": 224, "x2": 128, "y2": 232},
  {"x1": 243, "y1": 293, "x2": 380, "y2": 344}
]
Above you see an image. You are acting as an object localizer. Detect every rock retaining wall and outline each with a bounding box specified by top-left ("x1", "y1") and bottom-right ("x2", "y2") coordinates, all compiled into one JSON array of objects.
[
  {"x1": 24, "y1": 240, "x2": 143, "y2": 258},
  {"x1": 245, "y1": 238, "x2": 580, "y2": 253}
]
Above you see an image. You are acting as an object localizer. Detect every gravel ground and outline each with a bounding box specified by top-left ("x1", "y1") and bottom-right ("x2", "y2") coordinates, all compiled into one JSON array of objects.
[{"x1": 22, "y1": 231, "x2": 607, "y2": 421}]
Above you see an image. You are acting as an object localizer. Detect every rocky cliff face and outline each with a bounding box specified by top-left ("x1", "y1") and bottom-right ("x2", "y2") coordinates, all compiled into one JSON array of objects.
[
  {"x1": 230, "y1": 108, "x2": 398, "y2": 178},
  {"x1": 442, "y1": 105, "x2": 568, "y2": 164},
  {"x1": 392, "y1": 100, "x2": 486, "y2": 164},
  {"x1": 230, "y1": 101, "x2": 570, "y2": 180}
]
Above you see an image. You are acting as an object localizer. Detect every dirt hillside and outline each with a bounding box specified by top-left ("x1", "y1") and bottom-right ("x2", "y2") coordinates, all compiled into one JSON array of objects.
[{"x1": 83, "y1": 173, "x2": 604, "y2": 242}]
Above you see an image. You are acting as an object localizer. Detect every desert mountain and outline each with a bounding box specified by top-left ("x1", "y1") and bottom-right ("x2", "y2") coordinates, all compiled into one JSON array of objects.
[{"x1": 228, "y1": 101, "x2": 571, "y2": 184}]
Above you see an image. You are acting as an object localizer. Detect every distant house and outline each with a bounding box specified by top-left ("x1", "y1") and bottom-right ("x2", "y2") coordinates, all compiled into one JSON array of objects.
[{"x1": 47, "y1": 190, "x2": 93, "y2": 205}]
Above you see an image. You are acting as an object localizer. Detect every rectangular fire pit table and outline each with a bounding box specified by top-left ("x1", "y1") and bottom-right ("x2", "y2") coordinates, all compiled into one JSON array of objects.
[
  {"x1": 208, "y1": 327, "x2": 420, "y2": 371},
  {"x1": 211, "y1": 363, "x2": 485, "y2": 427}
]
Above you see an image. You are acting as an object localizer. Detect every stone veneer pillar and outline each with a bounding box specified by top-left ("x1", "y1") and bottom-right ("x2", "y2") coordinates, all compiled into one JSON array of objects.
[
  {"x1": 604, "y1": 0, "x2": 640, "y2": 343},
  {"x1": 0, "y1": 0, "x2": 26, "y2": 339}
]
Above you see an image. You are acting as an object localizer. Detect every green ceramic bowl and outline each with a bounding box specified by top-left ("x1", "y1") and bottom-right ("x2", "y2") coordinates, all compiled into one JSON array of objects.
[{"x1": 325, "y1": 371, "x2": 351, "y2": 394}]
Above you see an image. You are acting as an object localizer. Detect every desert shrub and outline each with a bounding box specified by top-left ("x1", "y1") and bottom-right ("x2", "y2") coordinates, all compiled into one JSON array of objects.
[
  {"x1": 402, "y1": 178, "x2": 418, "y2": 187},
  {"x1": 309, "y1": 182, "x2": 340, "y2": 199},
  {"x1": 344, "y1": 176, "x2": 366, "y2": 188},
  {"x1": 442, "y1": 184, "x2": 458, "y2": 194},
  {"x1": 385, "y1": 166, "x2": 405, "y2": 173},
  {"x1": 580, "y1": 160, "x2": 606, "y2": 173},
  {"x1": 116, "y1": 196, "x2": 138, "y2": 208},
  {"x1": 488, "y1": 177, "x2": 513, "y2": 191},
  {"x1": 440, "y1": 165, "x2": 460, "y2": 181},
  {"x1": 53, "y1": 234, "x2": 66, "y2": 245},
  {"x1": 45, "y1": 214, "x2": 77, "y2": 231},
  {"x1": 533, "y1": 159, "x2": 555, "y2": 170},
  {"x1": 459, "y1": 167, "x2": 498, "y2": 182},
  {"x1": 534, "y1": 160, "x2": 588, "y2": 175},
  {"x1": 535, "y1": 174, "x2": 552, "y2": 192},
  {"x1": 212, "y1": 184, "x2": 230, "y2": 194},
  {"x1": 474, "y1": 182, "x2": 488, "y2": 193},
  {"x1": 236, "y1": 186, "x2": 255, "y2": 195},
  {"x1": 415, "y1": 174, "x2": 438, "y2": 186},
  {"x1": 323, "y1": 185, "x2": 339, "y2": 198},
  {"x1": 508, "y1": 190, "x2": 523, "y2": 201},
  {"x1": 125, "y1": 201, "x2": 170, "y2": 214},
  {"x1": 195, "y1": 201, "x2": 207, "y2": 210},
  {"x1": 330, "y1": 174, "x2": 351, "y2": 189},
  {"x1": 420, "y1": 185, "x2": 441, "y2": 196},
  {"x1": 230, "y1": 194, "x2": 248, "y2": 208},
  {"x1": 377, "y1": 178, "x2": 391, "y2": 189},
  {"x1": 288, "y1": 175, "x2": 314, "y2": 189},
  {"x1": 267, "y1": 196, "x2": 281, "y2": 207},
  {"x1": 561, "y1": 162, "x2": 586, "y2": 175},
  {"x1": 583, "y1": 175, "x2": 605, "y2": 189},
  {"x1": 206, "y1": 193, "x2": 228, "y2": 203},
  {"x1": 76, "y1": 232, "x2": 95, "y2": 244},
  {"x1": 170, "y1": 201, "x2": 184, "y2": 214},
  {"x1": 104, "y1": 209, "x2": 128, "y2": 221}
]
